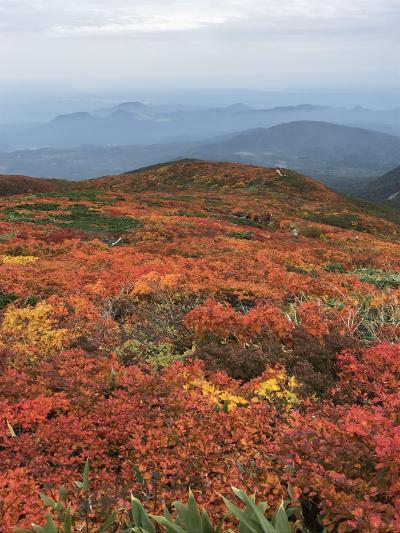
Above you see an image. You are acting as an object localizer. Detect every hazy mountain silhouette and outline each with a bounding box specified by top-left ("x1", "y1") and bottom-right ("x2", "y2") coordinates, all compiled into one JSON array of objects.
[
  {"x1": 190, "y1": 121, "x2": 400, "y2": 182},
  {"x1": 1, "y1": 102, "x2": 400, "y2": 151},
  {"x1": 357, "y1": 166, "x2": 400, "y2": 207},
  {"x1": 1, "y1": 118, "x2": 399, "y2": 192}
]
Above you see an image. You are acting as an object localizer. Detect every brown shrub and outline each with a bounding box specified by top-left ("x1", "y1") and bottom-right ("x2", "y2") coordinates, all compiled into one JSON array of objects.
[
  {"x1": 283, "y1": 327, "x2": 356, "y2": 396},
  {"x1": 194, "y1": 341, "x2": 277, "y2": 382},
  {"x1": 195, "y1": 327, "x2": 356, "y2": 394}
]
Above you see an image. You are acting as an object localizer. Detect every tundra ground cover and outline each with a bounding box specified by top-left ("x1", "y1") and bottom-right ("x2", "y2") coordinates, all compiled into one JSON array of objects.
[{"x1": 0, "y1": 161, "x2": 399, "y2": 532}]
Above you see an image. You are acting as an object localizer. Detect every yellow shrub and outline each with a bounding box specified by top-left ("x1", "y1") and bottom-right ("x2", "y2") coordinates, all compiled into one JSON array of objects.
[
  {"x1": 254, "y1": 370, "x2": 300, "y2": 408},
  {"x1": 0, "y1": 302, "x2": 69, "y2": 363},
  {"x1": 187, "y1": 368, "x2": 301, "y2": 412},
  {"x1": 1, "y1": 255, "x2": 38, "y2": 265},
  {"x1": 189, "y1": 378, "x2": 248, "y2": 411}
]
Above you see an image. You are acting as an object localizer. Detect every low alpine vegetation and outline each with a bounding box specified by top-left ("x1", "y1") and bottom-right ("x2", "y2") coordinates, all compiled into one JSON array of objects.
[{"x1": 1, "y1": 161, "x2": 399, "y2": 532}]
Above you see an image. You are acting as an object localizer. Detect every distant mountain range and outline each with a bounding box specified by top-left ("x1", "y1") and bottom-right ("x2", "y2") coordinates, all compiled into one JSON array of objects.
[
  {"x1": 1, "y1": 100, "x2": 400, "y2": 206},
  {"x1": 190, "y1": 121, "x2": 400, "y2": 186},
  {"x1": 1, "y1": 120, "x2": 399, "y2": 189},
  {"x1": 0, "y1": 143, "x2": 194, "y2": 180},
  {"x1": 1, "y1": 101, "x2": 400, "y2": 151}
]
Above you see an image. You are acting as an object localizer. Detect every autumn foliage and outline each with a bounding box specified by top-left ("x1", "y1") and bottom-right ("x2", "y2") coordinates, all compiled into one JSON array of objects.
[{"x1": 0, "y1": 161, "x2": 400, "y2": 532}]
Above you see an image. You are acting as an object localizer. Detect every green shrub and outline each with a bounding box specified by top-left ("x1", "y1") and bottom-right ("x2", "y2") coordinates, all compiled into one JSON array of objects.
[
  {"x1": 15, "y1": 203, "x2": 60, "y2": 211},
  {"x1": 0, "y1": 231, "x2": 18, "y2": 241},
  {"x1": 40, "y1": 190, "x2": 100, "y2": 202},
  {"x1": 301, "y1": 226, "x2": 324, "y2": 238},
  {"x1": 356, "y1": 267, "x2": 400, "y2": 290},
  {"x1": 163, "y1": 195, "x2": 194, "y2": 201},
  {"x1": 2, "y1": 207, "x2": 44, "y2": 224},
  {"x1": 25, "y1": 295, "x2": 39, "y2": 307},
  {"x1": 323, "y1": 263, "x2": 346, "y2": 273},
  {"x1": 57, "y1": 204, "x2": 142, "y2": 233},
  {"x1": 3, "y1": 203, "x2": 142, "y2": 234},
  {"x1": 277, "y1": 170, "x2": 314, "y2": 193},
  {"x1": 106, "y1": 291, "x2": 199, "y2": 360},
  {"x1": 226, "y1": 216, "x2": 263, "y2": 228},
  {"x1": 286, "y1": 264, "x2": 309, "y2": 276},
  {"x1": 0, "y1": 291, "x2": 17, "y2": 309},
  {"x1": 225, "y1": 230, "x2": 254, "y2": 240},
  {"x1": 352, "y1": 296, "x2": 400, "y2": 342},
  {"x1": 306, "y1": 212, "x2": 364, "y2": 231},
  {"x1": 4, "y1": 244, "x2": 32, "y2": 256},
  {"x1": 116, "y1": 339, "x2": 191, "y2": 368},
  {"x1": 176, "y1": 210, "x2": 208, "y2": 218}
]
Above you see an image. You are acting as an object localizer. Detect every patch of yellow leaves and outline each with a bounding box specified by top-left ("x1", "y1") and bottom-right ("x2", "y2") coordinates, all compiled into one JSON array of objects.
[
  {"x1": 1, "y1": 255, "x2": 38, "y2": 265},
  {"x1": 254, "y1": 369, "x2": 300, "y2": 407},
  {"x1": 0, "y1": 302, "x2": 69, "y2": 363},
  {"x1": 187, "y1": 367, "x2": 302, "y2": 412},
  {"x1": 189, "y1": 378, "x2": 248, "y2": 411}
]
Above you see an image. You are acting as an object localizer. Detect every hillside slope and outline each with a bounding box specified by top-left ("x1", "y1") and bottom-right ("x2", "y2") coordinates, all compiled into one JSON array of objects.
[
  {"x1": 358, "y1": 166, "x2": 400, "y2": 207},
  {"x1": 0, "y1": 174, "x2": 70, "y2": 195},
  {"x1": 191, "y1": 121, "x2": 400, "y2": 183},
  {"x1": 1, "y1": 160, "x2": 400, "y2": 532},
  {"x1": 2, "y1": 120, "x2": 400, "y2": 184},
  {"x1": 88, "y1": 159, "x2": 329, "y2": 195},
  {"x1": 1, "y1": 160, "x2": 399, "y2": 237}
]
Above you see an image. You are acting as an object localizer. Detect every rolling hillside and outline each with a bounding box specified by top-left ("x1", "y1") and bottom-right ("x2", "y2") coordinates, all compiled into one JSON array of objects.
[
  {"x1": 191, "y1": 121, "x2": 400, "y2": 183},
  {"x1": 1, "y1": 160, "x2": 400, "y2": 532},
  {"x1": 358, "y1": 166, "x2": 400, "y2": 207},
  {"x1": 1, "y1": 120, "x2": 400, "y2": 186},
  {"x1": 1, "y1": 160, "x2": 399, "y2": 236},
  {"x1": 0, "y1": 174, "x2": 69, "y2": 195}
]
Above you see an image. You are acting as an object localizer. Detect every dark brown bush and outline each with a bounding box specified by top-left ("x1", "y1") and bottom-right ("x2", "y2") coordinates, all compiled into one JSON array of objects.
[
  {"x1": 282, "y1": 327, "x2": 356, "y2": 396},
  {"x1": 194, "y1": 341, "x2": 274, "y2": 382},
  {"x1": 41, "y1": 228, "x2": 88, "y2": 243},
  {"x1": 0, "y1": 349, "x2": 11, "y2": 374},
  {"x1": 194, "y1": 328, "x2": 355, "y2": 392}
]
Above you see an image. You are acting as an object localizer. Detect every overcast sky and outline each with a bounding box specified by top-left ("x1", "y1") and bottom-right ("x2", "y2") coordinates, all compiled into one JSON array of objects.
[{"x1": 0, "y1": 0, "x2": 399, "y2": 90}]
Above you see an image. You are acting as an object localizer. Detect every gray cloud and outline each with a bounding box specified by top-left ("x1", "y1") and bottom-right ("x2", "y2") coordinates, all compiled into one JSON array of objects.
[
  {"x1": 1, "y1": 0, "x2": 399, "y2": 34},
  {"x1": 0, "y1": 0, "x2": 398, "y2": 89}
]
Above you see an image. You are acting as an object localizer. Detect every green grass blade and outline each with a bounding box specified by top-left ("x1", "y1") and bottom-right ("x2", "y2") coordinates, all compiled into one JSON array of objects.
[
  {"x1": 187, "y1": 490, "x2": 203, "y2": 533},
  {"x1": 151, "y1": 516, "x2": 187, "y2": 533},
  {"x1": 221, "y1": 496, "x2": 259, "y2": 533},
  {"x1": 273, "y1": 501, "x2": 290, "y2": 533},
  {"x1": 231, "y1": 488, "x2": 276, "y2": 533}
]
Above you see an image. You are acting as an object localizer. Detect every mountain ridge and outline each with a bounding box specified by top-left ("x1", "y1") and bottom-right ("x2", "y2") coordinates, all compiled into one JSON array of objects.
[
  {"x1": 1, "y1": 159, "x2": 400, "y2": 236},
  {"x1": 2, "y1": 102, "x2": 400, "y2": 151},
  {"x1": 1, "y1": 120, "x2": 399, "y2": 185},
  {"x1": 358, "y1": 166, "x2": 400, "y2": 207}
]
